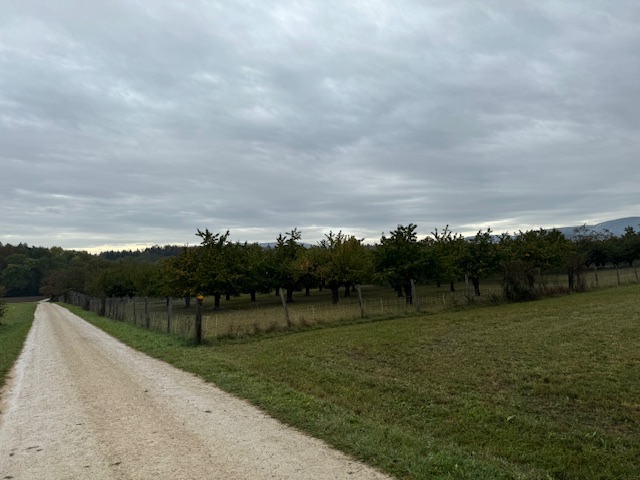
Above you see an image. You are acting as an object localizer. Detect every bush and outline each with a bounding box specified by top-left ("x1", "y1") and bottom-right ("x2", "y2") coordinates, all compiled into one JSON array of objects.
[{"x1": 502, "y1": 261, "x2": 540, "y2": 303}]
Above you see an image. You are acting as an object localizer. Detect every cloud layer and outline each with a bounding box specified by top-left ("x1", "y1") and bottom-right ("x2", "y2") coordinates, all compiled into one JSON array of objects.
[{"x1": 2, "y1": 1, "x2": 639, "y2": 250}]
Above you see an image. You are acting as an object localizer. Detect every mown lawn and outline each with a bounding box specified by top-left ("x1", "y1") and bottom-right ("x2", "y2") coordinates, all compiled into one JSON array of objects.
[
  {"x1": 0, "y1": 302, "x2": 37, "y2": 392},
  {"x1": 64, "y1": 284, "x2": 640, "y2": 479}
]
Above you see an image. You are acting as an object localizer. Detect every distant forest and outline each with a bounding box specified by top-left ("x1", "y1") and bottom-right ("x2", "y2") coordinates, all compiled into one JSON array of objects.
[{"x1": 1, "y1": 222, "x2": 639, "y2": 307}]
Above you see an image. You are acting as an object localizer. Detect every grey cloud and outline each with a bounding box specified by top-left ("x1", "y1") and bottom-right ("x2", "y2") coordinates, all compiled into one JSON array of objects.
[{"x1": 1, "y1": 1, "x2": 639, "y2": 249}]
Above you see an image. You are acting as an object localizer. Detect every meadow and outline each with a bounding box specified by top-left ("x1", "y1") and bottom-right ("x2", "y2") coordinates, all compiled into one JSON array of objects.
[{"x1": 63, "y1": 281, "x2": 640, "y2": 479}]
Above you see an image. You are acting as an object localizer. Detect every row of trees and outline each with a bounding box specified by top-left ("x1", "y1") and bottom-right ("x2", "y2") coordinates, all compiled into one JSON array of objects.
[
  {"x1": 2, "y1": 224, "x2": 640, "y2": 306},
  {"x1": 0, "y1": 243, "x2": 181, "y2": 298}
]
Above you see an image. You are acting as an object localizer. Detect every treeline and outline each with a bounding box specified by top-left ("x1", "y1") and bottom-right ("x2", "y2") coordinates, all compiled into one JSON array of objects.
[
  {"x1": 0, "y1": 244, "x2": 181, "y2": 297},
  {"x1": 2, "y1": 224, "x2": 639, "y2": 306}
]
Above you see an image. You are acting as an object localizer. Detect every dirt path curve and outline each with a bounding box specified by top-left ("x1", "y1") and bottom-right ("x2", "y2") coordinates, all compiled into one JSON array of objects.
[{"x1": 0, "y1": 302, "x2": 391, "y2": 480}]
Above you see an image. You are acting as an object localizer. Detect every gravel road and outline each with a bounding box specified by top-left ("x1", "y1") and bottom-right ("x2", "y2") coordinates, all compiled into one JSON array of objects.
[{"x1": 0, "y1": 302, "x2": 391, "y2": 479}]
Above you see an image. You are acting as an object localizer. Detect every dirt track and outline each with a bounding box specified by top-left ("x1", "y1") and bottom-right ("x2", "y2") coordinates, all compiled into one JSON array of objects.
[{"x1": 0, "y1": 302, "x2": 391, "y2": 479}]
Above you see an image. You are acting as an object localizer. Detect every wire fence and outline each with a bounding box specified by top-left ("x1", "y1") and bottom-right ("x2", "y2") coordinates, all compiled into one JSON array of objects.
[
  {"x1": 64, "y1": 287, "x2": 503, "y2": 341},
  {"x1": 63, "y1": 266, "x2": 639, "y2": 342}
]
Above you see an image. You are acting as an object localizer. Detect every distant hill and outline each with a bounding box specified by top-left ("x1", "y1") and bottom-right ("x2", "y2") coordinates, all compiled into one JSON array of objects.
[{"x1": 555, "y1": 217, "x2": 640, "y2": 238}]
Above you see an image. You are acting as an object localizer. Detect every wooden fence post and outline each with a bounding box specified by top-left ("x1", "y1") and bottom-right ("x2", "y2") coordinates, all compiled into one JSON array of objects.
[
  {"x1": 279, "y1": 288, "x2": 290, "y2": 327},
  {"x1": 132, "y1": 298, "x2": 137, "y2": 325},
  {"x1": 356, "y1": 285, "x2": 365, "y2": 318},
  {"x1": 465, "y1": 274, "x2": 471, "y2": 300},
  {"x1": 195, "y1": 295, "x2": 203, "y2": 344},
  {"x1": 145, "y1": 297, "x2": 150, "y2": 329},
  {"x1": 410, "y1": 279, "x2": 420, "y2": 312}
]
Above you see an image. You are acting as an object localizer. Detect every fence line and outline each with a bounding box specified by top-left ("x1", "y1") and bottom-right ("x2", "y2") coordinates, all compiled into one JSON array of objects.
[
  {"x1": 64, "y1": 288, "x2": 498, "y2": 341},
  {"x1": 62, "y1": 267, "x2": 638, "y2": 342}
]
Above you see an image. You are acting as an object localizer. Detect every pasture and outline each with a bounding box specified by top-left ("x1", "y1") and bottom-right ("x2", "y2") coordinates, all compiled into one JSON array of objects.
[{"x1": 64, "y1": 282, "x2": 640, "y2": 479}]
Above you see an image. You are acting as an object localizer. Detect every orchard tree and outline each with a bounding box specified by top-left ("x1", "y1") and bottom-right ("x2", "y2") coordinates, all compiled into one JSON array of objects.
[
  {"x1": 317, "y1": 231, "x2": 371, "y2": 304},
  {"x1": 195, "y1": 229, "x2": 242, "y2": 309},
  {"x1": 161, "y1": 248, "x2": 200, "y2": 307},
  {"x1": 572, "y1": 226, "x2": 613, "y2": 287},
  {"x1": 620, "y1": 226, "x2": 640, "y2": 280},
  {"x1": 427, "y1": 225, "x2": 465, "y2": 292},
  {"x1": 499, "y1": 228, "x2": 567, "y2": 301},
  {"x1": 294, "y1": 247, "x2": 321, "y2": 297},
  {"x1": 272, "y1": 229, "x2": 305, "y2": 302},
  {"x1": 461, "y1": 229, "x2": 499, "y2": 296},
  {"x1": 237, "y1": 242, "x2": 271, "y2": 302},
  {"x1": 375, "y1": 224, "x2": 424, "y2": 304}
]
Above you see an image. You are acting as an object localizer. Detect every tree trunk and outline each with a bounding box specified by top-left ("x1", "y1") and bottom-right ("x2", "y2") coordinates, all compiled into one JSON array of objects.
[
  {"x1": 331, "y1": 287, "x2": 340, "y2": 305},
  {"x1": 471, "y1": 276, "x2": 481, "y2": 296},
  {"x1": 214, "y1": 292, "x2": 221, "y2": 310},
  {"x1": 250, "y1": 290, "x2": 256, "y2": 302},
  {"x1": 184, "y1": 296, "x2": 191, "y2": 308},
  {"x1": 403, "y1": 282, "x2": 412, "y2": 305},
  {"x1": 225, "y1": 291, "x2": 231, "y2": 301},
  {"x1": 305, "y1": 286, "x2": 311, "y2": 296},
  {"x1": 396, "y1": 285, "x2": 403, "y2": 297},
  {"x1": 449, "y1": 280, "x2": 455, "y2": 292},
  {"x1": 195, "y1": 297, "x2": 202, "y2": 345},
  {"x1": 527, "y1": 274, "x2": 535, "y2": 289},
  {"x1": 344, "y1": 282, "x2": 351, "y2": 298},
  {"x1": 286, "y1": 286, "x2": 294, "y2": 303}
]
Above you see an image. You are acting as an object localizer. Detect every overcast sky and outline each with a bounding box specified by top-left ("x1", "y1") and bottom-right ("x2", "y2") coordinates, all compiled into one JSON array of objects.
[{"x1": 1, "y1": 1, "x2": 639, "y2": 252}]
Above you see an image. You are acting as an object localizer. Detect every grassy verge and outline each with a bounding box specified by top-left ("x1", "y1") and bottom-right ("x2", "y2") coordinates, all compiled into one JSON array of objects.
[
  {"x1": 63, "y1": 284, "x2": 640, "y2": 479},
  {"x1": 0, "y1": 302, "x2": 37, "y2": 391}
]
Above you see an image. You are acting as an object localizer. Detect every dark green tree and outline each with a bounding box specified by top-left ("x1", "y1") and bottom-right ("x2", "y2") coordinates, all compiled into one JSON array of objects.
[
  {"x1": 427, "y1": 225, "x2": 465, "y2": 292},
  {"x1": 317, "y1": 232, "x2": 371, "y2": 304},
  {"x1": 461, "y1": 229, "x2": 499, "y2": 296},
  {"x1": 272, "y1": 229, "x2": 305, "y2": 302},
  {"x1": 194, "y1": 229, "x2": 241, "y2": 310},
  {"x1": 375, "y1": 224, "x2": 423, "y2": 304},
  {"x1": 235, "y1": 242, "x2": 271, "y2": 301}
]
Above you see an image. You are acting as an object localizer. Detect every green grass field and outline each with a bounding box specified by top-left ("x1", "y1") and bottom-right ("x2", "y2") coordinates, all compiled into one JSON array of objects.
[
  {"x1": 63, "y1": 283, "x2": 640, "y2": 479},
  {"x1": 0, "y1": 302, "x2": 37, "y2": 393}
]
